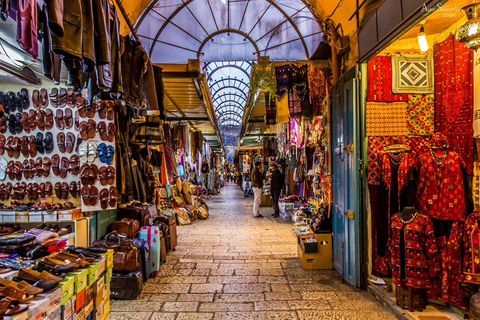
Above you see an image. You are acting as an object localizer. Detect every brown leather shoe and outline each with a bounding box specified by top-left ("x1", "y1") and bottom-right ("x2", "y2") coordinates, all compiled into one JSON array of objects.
[
  {"x1": 36, "y1": 110, "x2": 45, "y2": 131},
  {"x1": 106, "y1": 101, "x2": 114, "y2": 121},
  {"x1": 89, "y1": 186, "x2": 98, "y2": 206},
  {"x1": 18, "y1": 267, "x2": 63, "y2": 283},
  {"x1": 69, "y1": 155, "x2": 80, "y2": 175},
  {"x1": 39, "y1": 88, "x2": 49, "y2": 109},
  {"x1": 97, "y1": 121, "x2": 107, "y2": 141},
  {"x1": 87, "y1": 119, "x2": 96, "y2": 139},
  {"x1": 87, "y1": 100, "x2": 96, "y2": 118},
  {"x1": 57, "y1": 132, "x2": 65, "y2": 153},
  {"x1": 65, "y1": 132, "x2": 75, "y2": 153},
  {"x1": 107, "y1": 123, "x2": 116, "y2": 142},
  {"x1": 99, "y1": 166, "x2": 107, "y2": 186},
  {"x1": 79, "y1": 121, "x2": 88, "y2": 140},
  {"x1": 64, "y1": 108, "x2": 73, "y2": 129},
  {"x1": 60, "y1": 157, "x2": 69, "y2": 179},
  {"x1": 45, "y1": 182, "x2": 53, "y2": 197},
  {"x1": 44, "y1": 109, "x2": 54, "y2": 130},
  {"x1": 54, "y1": 109, "x2": 64, "y2": 130},
  {"x1": 51, "y1": 155, "x2": 60, "y2": 176},
  {"x1": 61, "y1": 182, "x2": 69, "y2": 199},
  {"x1": 20, "y1": 136, "x2": 29, "y2": 158},
  {"x1": 42, "y1": 157, "x2": 51, "y2": 177},
  {"x1": 32, "y1": 89, "x2": 40, "y2": 109},
  {"x1": 99, "y1": 188, "x2": 109, "y2": 210},
  {"x1": 69, "y1": 181, "x2": 78, "y2": 198},
  {"x1": 81, "y1": 185, "x2": 90, "y2": 206},
  {"x1": 76, "y1": 97, "x2": 87, "y2": 118},
  {"x1": 54, "y1": 182, "x2": 62, "y2": 199},
  {"x1": 97, "y1": 100, "x2": 106, "y2": 119}
]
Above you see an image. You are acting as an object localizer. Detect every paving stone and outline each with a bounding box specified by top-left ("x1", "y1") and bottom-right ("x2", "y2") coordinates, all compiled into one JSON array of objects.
[
  {"x1": 254, "y1": 301, "x2": 290, "y2": 311},
  {"x1": 192, "y1": 269, "x2": 212, "y2": 276},
  {"x1": 214, "y1": 293, "x2": 265, "y2": 302},
  {"x1": 287, "y1": 300, "x2": 332, "y2": 310},
  {"x1": 110, "y1": 301, "x2": 163, "y2": 312},
  {"x1": 177, "y1": 294, "x2": 215, "y2": 302},
  {"x1": 190, "y1": 284, "x2": 224, "y2": 293},
  {"x1": 234, "y1": 269, "x2": 259, "y2": 276},
  {"x1": 109, "y1": 312, "x2": 153, "y2": 320},
  {"x1": 158, "y1": 276, "x2": 208, "y2": 284},
  {"x1": 143, "y1": 283, "x2": 191, "y2": 294},
  {"x1": 265, "y1": 291, "x2": 302, "y2": 301},
  {"x1": 199, "y1": 302, "x2": 254, "y2": 312},
  {"x1": 213, "y1": 311, "x2": 299, "y2": 320},
  {"x1": 148, "y1": 294, "x2": 179, "y2": 302},
  {"x1": 258, "y1": 276, "x2": 288, "y2": 284},
  {"x1": 300, "y1": 291, "x2": 339, "y2": 300},
  {"x1": 208, "y1": 276, "x2": 258, "y2": 284},
  {"x1": 177, "y1": 312, "x2": 214, "y2": 320},
  {"x1": 259, "y1": 269, "x2": 284, "y2": 276},
  {"x1": 270, "y1": 284, "x2": 291, "y2": 292},
  {"x1": 297, "y1": 310, "x2": 398, "y2": 320},
  {"x1": 223, "y1": 284, "x2": 271, "y2": 293},
  {"x1": 162, "y1": 302, "x2": 199, "y2": 312},
  {"x1": 177, "y1": 269, "x2": 193, "y2": 275}
]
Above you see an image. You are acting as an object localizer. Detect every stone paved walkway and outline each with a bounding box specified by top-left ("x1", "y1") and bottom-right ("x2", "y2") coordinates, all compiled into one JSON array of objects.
[{"x1": 110, "y1": 183, "x2": 397, "y2": 320}]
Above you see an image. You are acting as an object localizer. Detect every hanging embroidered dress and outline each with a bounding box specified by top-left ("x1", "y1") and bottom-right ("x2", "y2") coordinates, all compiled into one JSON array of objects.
[
  {"x1": 387, "y1": 212, "x2": 439, "y2": 288},
  {"x1": 308, "y1": 65, "x2": 331, "y2": 116},
  {"x1": 464, "y1": 209, "x2": 480, "y2": 285},
  {"x1": 290, "y1": 64, "x2": 312, "y2": 118},
  {"x1": 275, "y1": 65, "x2": 291, "y2": 100}
]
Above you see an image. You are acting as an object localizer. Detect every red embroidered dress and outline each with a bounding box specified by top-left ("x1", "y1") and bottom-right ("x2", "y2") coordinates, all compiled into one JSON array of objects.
[
  {"x1": 415, "y1": 151, "x2": 466, "y2": 221},
  {"x1": 388, "y1": 213, "x2": 439, "y2": 288},
  {"x1": 464, "y1": 209, "x2": 480, "y2": 284}
]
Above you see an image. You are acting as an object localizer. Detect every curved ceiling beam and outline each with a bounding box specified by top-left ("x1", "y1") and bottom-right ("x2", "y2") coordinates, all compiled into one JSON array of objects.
[
  {"x1": 211, "y1": 86, "x2": 248, "y2": 100},
  {"x1": 216, "y1": 110, "x2": 244, "y2": 119},
  {"x1": 215, "y1": 100, "x2": 245, "y2": 110},
  {"x1": 212, "y1": 92, "x2": 247, "y2": 105},
  {"x1": 218, "y1": 116, "x2": 243, "y2": 125},
  {"x1": 136, "y1": 0, "x2": 319, "y2": 59},
  {"x1": 206, "y1": 65, "x2": 251, "y2": 82},
  {"x1": 197, "y1": 29, "x2": 260, "y2": 59}
]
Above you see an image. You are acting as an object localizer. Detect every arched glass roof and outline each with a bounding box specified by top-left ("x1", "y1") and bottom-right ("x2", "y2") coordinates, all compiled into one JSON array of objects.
[{"x1": 135, "y1": 0, "x2": 323, "y2": 63}]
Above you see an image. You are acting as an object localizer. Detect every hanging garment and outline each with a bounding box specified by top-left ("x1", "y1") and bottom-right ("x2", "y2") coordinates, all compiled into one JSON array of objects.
[
  {"x1": 416, "y1": 150, "x2": 466, "y2": 221},
  {"x1": 429, "y1": 220, "x2": 465, "y2": 307},
  {"x1": 17, "y1": 0, "x2": 38, "y2": 58},
  {"x1": 265, "y1": 93, "x2": 276, "y2": 125},
  {"x1": 250, "y1": 62, "x2": 276, "y2": 99},
  {"x1": 474, "y1": 51, "x2": 480, "y2": 137},
  {"x1": 0, "y1": 0, "x2": 10, "y2": 21},
  {"x1": 434, "y1": 36, "x2": 474, "y2": 174},
  {"x1": 163, "y1": 123, "x2": 175, "y2": 184},
  {"x1": 387, "y1": 212, "x2": 439, "y2": 289},
  {"x1": 464, "y1": 209, "x2": 480, "y2": 285},
  {"x1": 41, "y1": 4, "x2": 61, "y2": 83},
  {"x1": 290, "y1": 64, "x2": 312, "y2": 117},
  {"x1": 308, "y1": 65, "x2": 331, "y2": 117},
  {"x1": 275, "y1": 65, "x2": 290, "y2": 100},
  {"x1": 367, "y1": 56, "x2": 409, "y2": 102},
  {"x1": 288, "y1": 92, "x2": 302, "y2": 119}
]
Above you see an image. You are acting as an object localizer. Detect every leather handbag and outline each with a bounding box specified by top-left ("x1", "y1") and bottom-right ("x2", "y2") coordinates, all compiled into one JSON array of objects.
[
  {"x1": 111, "y1": 218, "x2": 140, "y2": 239},
  {"x1": 110, "y1": 271, "x2": 143, "y2": 300},
  {"x1": 91, "y1": 232, "x2": 139, "y2": 272}
]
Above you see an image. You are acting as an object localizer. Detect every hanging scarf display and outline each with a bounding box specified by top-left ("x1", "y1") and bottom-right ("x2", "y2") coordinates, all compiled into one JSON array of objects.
[
  {"x1": 288, "y1": 91, "x2": 302, "y2": 119},
  {"x1": 163, "y1": 123, "x2": 176, "y2": 184},
  {"x1": 308, "y1": 65, "x2": 331, "y2": 117},
  {"x1": 264, "y1": 93, "x2": 276, "y2": 125},
  {"x1": 250, "y1": 62, "x2": 277, "y2": 100},
  {"x1": 290, "y1": 64, "x2": 312, "y2": 118},
  {"x1": 434, "y1": 36, "x2": 474, "y2": 174},
  {"x1": 275, "y1": 64, "x2": 290, "y2": 100}
]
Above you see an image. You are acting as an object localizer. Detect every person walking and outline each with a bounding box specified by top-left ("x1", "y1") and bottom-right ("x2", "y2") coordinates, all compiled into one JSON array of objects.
[
  {"x1": 251, "y1": 161, "x2": 264, "y2": 218},
  {"x1": 270, "y1": 163, "x2": 284, "y2": 217}
]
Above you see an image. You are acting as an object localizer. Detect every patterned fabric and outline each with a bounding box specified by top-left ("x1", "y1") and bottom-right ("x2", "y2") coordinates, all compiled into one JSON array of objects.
[
  {"x1": 163, "y1": 123, "x2": 176, "y2": 183},
  {"x1": 434, "y1": 36, "x2": 474, "y2": 174},
  {"x1": 308, "y1": 65, "x2": 331, "y2": 117},
  {"x1": 290, "y1": 64, "x2": 309, "y2": 102},
  {"x1": 429, "y1": 222, "x2": 465, "y2": 307},
  {"x1": 276, "y1": 95, "x2": 289, "y2": 123},
  {"x1": 275, "y1": 65, "x2": 290, "y2": 100},
  {"x1": 367, "y1": 56, "x2": 409, "y2": 102},
  {"x1": 288, "y1": 92, "x2": 302, "y2": 119},
  {"x1": 265, "y1": 93, "x2": 276, "y2": 125},
  {"x1": 464, "y1": 209, "x2": 480, "y2": 284},
  {"x1": 366, "y1": 102, "x2": 408, "y2": 136},
  {"x1": 474, "y1": 51, "x2": 480, "y2": 137},
  {"x1": 406, "y1": 94, "x2": 434, "y2": 136},
  {"x1": 387, "y1": 213, "x2": 439, "y2": 288},
  {"x1": 391, "y1": 54, "x2": 434, "y2": 94},
  {"x1": 474, "y1": 162, "x2": 480, "y2": 209},
  {"x1": 251, "y1": 62, "x2": 277, "y2": 100},
  {"x1": 416, "y1": 151, "x2": 466, "y2": 221}
]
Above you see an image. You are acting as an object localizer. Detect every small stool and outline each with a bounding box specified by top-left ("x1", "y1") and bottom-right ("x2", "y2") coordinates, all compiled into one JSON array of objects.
[{"x1": 395, "y1": 282, "x2": 428, "y2": 312}]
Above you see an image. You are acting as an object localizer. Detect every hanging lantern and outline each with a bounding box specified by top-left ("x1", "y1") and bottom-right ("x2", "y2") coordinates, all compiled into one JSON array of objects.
[{"x1": 456, "y1": 3, "x2": 480, "y2": 50}]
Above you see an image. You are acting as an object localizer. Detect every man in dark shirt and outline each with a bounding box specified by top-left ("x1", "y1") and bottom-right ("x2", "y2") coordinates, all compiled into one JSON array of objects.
[
  {"x1": 251, "y1": 161, "x2": 264, "y2": 218},
  {"x1": 270, "y1": 163, "x2": 284, "y2": 217}
]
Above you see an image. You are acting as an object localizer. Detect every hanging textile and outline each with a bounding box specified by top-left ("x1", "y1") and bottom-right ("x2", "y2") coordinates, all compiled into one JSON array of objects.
[
  {"x1": 308, "y1": 65, "x2": 331, "y2": 116},
  {"x1": 367, "y1": 56, "x2": 409, "y2": 102},
  {"x1": 265, "y1": 93, "x2": 276, "y2": 125},
  {"x1": 250, "y1": 62, "x2": 277, "y2": 99},
  {"x1": 406, "y1": 94, "x2": 435, "y2": 136},
  {"x1": 434, "y1": 36, "x2": 474, "y2": 174},
  {"x1": 275, "y1": 65, "x2": 290, "y2": 100},
  {"x1": 464, "y1": 209, "x2": 480, "y2": 284},
  {"x1": 391, "y1": 54, "x2": 434, "y2": 94},
  {"x1": 474, "y1": 52, "x2": 480, "y2": 137},
  {"x1": 163, "y1": 123, "x2": 176, "y2": 184},
  {"x1": 276, "y1": 95, "x2": 289, "y2": 123},
  {"x1": 387, "y1": 212, "x2": 439, "y2": 289},
  {"x1": 17, "y1": 0, "x2": 38, "y2": 59},
  {"x1": 290, "y1": 64, "x2": 312, "y2": 118},
  {"x1": 288, "y1": 92, "x2": 302, "y2": 119},
  {"x1": 366, "y1": 102, "x2": 408, "y2": 136}
]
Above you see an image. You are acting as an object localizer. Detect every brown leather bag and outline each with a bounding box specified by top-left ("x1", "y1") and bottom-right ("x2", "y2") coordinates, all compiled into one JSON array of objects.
[
  {"x1": 111, "y1": 218, "x2": 139, "y2": 239},
  {"x1": 91, "y1": 232, "x2": 138, "y2": 272}
]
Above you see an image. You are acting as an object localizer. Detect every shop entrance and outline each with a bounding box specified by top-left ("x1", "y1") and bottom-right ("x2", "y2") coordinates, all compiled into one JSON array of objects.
[{"x1": 331, "y1": 77, "x2": 361, "y2": 287}]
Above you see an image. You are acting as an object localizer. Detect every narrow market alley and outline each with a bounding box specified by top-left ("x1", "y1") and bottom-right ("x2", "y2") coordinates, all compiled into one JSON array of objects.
[{"x1": 110, "y1": 183, "x2": 396, "y2": 320}]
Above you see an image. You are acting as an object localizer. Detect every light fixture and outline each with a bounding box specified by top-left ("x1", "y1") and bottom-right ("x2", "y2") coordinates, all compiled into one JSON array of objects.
[
  {"x1": 457, "y1": 3, "x2": 480, "y2": 50},
  {"x1": 417, "y1": 25, "x2": 428, "y2": 52}
]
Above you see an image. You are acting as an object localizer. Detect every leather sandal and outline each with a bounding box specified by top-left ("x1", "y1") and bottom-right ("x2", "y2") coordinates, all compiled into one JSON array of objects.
[
  {"x1": 69, "y1": 155, "x2": 80, "y2": 175},
  {"x1": 44, "y1": 109, "x2": 54, "y2": 130},
  {"x1": 19, "y1": 89, "x2": 29, "y2": 110},
  {"x1": 107, "y1": 123, "x2": 116, "y2": 142},
  {"x1": 36, "y1": 110, "x2": 45, "y2": 131},
  {"x1": 76, "y1": 134, "x2": 82, "y2": 154},
  {"x1": 7, "y1": 114, "x2": 15, "y2": 134},
  {"x1": 35, "y1": 132, "x2": 44, "y2": 154},
  {"x1": 99, "y1": 188, "x2": 109, "y2": 210},
  {"x1": 5, "y1": 136, "x2": 13, "y2": 157},
  {"x1": 49, "y1": 88, "x2": 58, "y2": 108},
  {"x1": 14, "y1": 161, "x2": 22, "y2": 180},
  {"x1": 106, "y1": 145, "x2": 114, "y2": 165},
  {"x1": 69, "y1": 182, "x2": 78, "y2": 197},
  {"x1": 12, "y1": 137, "x2": 20, "y2": 158},
  {"x1": 87, "y1": 142, "x2": 97, "y2": 162},
  {"x1": 78, "y1": 142, "x2": 88, "y2": 163},
  {"x1": 22, "y1": 160, "x2": 30, "y2": 179},
  {"x1": 28, "y1": 159, "x2": 35, "y2": 178},
  {"x1": 90, "y1": 186, "x2": 98, "y2": 206},
  {"x1": 98, "y1": 121, "x2": 107, "y2": 141},
  {"x1": 36, "y1": 183, "x2": 45, "y2": 199},
  {"x1": 60, "y1": 157, "x2": 69, "y2": 179},
  {"x1": 66, "y1": 88, "x2": 77, "y2": 107},
  {"x1": 45, "y1": 182, "x2": 53, "y2": 197},
  {"x1": 99, "y1": 167, "x2": 107, "y2": 186},
  {"x1": 97, "y1": 100, "x2": 106, "y2": 119},
  {"x1": 28, "y1": 110, "x2": 36, "y2": 131},
  {"x1": 80, "y1": 164, "x2": 90, "y2": 185},
  {"x1": 43, "y1": 132, "x2": 54, "y2": 154},
  {"x1": 57, "y1": 88, "x2": 67, "y2": 108},
  {"x1": 20, "y1": 112, "x2": 29, "y2": 133},
  {"x1": 54, "y1": 109, "x2": 64, "y2": 130},
  {"x1": 28, "y1": 135, "x2": 37, "y2": 157},
  {"x1": 51, "y1": 155, "x2": 60, "y2": 176},
  {"x1": 39, "y1": 88, "x2": 49, "y2": 109},
  {"x1": 0, "y1": 297, "x2": 28, "y2": 316},
  {"x1": 14, "y1": 113, "x2": 23, "y2": 134},
  {"x1": 61, "y1": 182, "x2": 69, "y2": 199},
  {"x1": 74, "y1": 110, "x2": 79, "y2": 130},
  {"x1": 54, "y1": 182, "x2": 62, "y2": 199},
  {"x1": 42, "y1": 157, "x2": 51, "y2": 177},
  {"x1": 0, "y1": 159, "x2": 7, "y2": 180},
  {"x1": 32, "y1": 89, "x2": 40, "y2": 109},
  {"x1": 17, "y1": 267, "x2": 63, "y2": 283},
  {"x1": 87, "y1": 119, "x2": 96, "y2": 139},
  {"x1": 57, "y1": 132, "x2": 65, "y2": 153},
  {"x1": 64, "y1": 108, "x2": 73, "y2": 129},
  {"x1": 81, "y1": 185, "x2": 90, "y2": 206},
  {"x1": 65, "y1": 132, "x2": 75, "y2": 153},
  {"x1": 87, "y1": 100, "x2": 96, "y2": 118},
  {"x1": 76, "y1": 97, "x2": 87, "y2": 118},
  {"x1": 79, "y1": 121, "x2": 88, "y2": 140},
  {"x1": 97, "y1": 143, "x2": 106, "y2": 163},
  {"x1": 106, "y1": 101, "x2": 115, "y2": 121},
  {"x1": 106, "y1": 166, "x2": 116, "y2": 185},
  {"x1": 109, "y1": 186, "x2": 118, "y2": 208},
  {"x1": 0, "y1": 115, "x2": 6, "y2": 133},
  {"x1": 20, "y1": 136, "x2": 28, "y2": 158},
  {"x1": 0, "y1": 135, "x2": 5, "y2": 155}
]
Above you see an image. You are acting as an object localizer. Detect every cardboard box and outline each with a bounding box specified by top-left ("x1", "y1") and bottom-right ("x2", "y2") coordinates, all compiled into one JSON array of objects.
[
  {"x1": 58, "y1": 209, "x2": 83, "y2": 221},
  {"x1": 15, "y1": 211, "x2": 29, "y2": 222},
  {"x1": 85, "y1": 299, "x2": 94, "y2": 319},
  {"x1": 8, "y1": 310, "x2": 29, "y2": 320},
  {"x1": 47, "y1": 305, "x2": 61, "y2": 320},
  {"x1": 104, "y1": 267, "x2": 112, "y2": 285},
  {"x1": 70, "y1": 269, "x2": 89, "y2": 293},
  {"x1": 103, "y1": 284, "x2": 110, "y2": 298},
  {"x1": 75, "y1": 289, "x2": 86, "y2": 312},
  {"x1": 43, "y1": 211, "x2": 57, "y2": 222},
  {"x1": 99, "y1": 250, "x2": 113, "y2": 269},
  {"x1": 85, "y1": 284, "x2": 95, "y2": 304},
  {"x1": 94, "y1": 300, "x2": 104, "y2": 320},
  {"x1": 3, "y1": 211, "x2": 15, "y2": 223},
  {"x1": 29, "y1": 211, "x2": 43, "y2": 222},
  {"x1": 62, "y1": 296, "x2": 76, "y2": 320},
  {"x1": 27, "y1": 296, "x2": 50, "y2": 320},
  {"x1": 297, "y1": 233, "x2": 333, "y2": 270},
  {"x1": 41, "y1": 287, "x2": 61, "y2": 313},
  {"x1": 87, "y1": 264, "x2": 100, "y2": 286},
  {"x1": 59, "y1": 276, "x2": 75, "y2": 305},
  {"x1": 75, "y1": 307, "x2": 85, "y2": 320}
]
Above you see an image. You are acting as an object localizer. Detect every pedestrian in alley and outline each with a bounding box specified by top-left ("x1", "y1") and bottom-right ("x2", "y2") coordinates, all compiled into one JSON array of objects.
[
  {"x1": 270, "y1": 163, "x2": 284, "y2": 217},
  {"x1": 251, "y1": 161, "x2": 264, "y2": 218}
]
